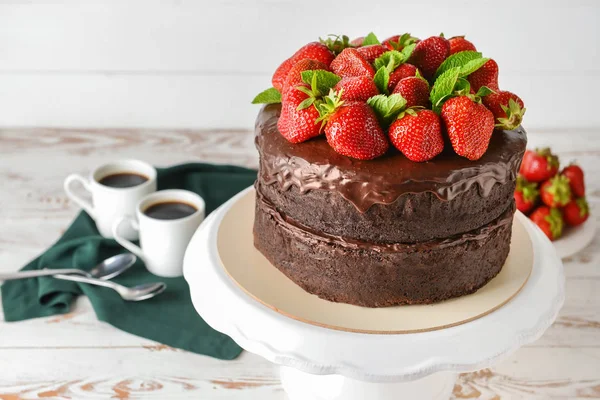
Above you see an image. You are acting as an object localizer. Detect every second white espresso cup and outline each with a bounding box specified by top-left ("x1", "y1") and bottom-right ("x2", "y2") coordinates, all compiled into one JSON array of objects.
[
  {"x1": 112, "y1": 190, "x2": 205, "y2": 277},
  {"x1": 64, "y1": 160, "x2": 157, "y2": 240}
]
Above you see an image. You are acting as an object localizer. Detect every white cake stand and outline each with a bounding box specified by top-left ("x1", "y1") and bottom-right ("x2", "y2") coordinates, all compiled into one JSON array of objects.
[{"x1": 184, "y1": 187, "x2": 565, "y2": 400}]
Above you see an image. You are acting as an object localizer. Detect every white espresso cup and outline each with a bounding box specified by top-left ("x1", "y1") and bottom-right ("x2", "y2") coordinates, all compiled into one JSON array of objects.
[
  {"x1": 112, "y1": 190, "x2": 205, "y2": 277},
  {"x1": 64, "y1": 160, "x2": 157, "y2": 240}
]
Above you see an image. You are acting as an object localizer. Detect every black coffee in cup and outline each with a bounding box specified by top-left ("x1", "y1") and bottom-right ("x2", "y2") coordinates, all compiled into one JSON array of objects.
[
  {"x1": 144, "y1": 201, "x2": 198, "y2": 220},
  {"x1": 99, "y1": 173, "x2": 149, "y2": 188}
]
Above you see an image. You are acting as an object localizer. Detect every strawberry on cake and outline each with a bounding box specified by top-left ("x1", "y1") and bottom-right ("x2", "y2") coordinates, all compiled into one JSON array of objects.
[{"x1": 251, "y1": 33, "x2": 527, "y2": 307}]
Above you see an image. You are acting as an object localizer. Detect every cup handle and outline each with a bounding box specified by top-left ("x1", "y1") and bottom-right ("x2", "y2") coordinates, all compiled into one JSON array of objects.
[
  {"x1": 112, "y1": 217, "x2": 145, "y2": 260},
  {"x1": 64, "y1": 174, "x2": 97, "y2": 220}
]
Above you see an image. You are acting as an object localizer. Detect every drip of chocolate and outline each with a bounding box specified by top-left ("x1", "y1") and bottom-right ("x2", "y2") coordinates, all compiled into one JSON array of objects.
[{"x1": 256, "y1": 104, "x2": 527, "y2": 213}]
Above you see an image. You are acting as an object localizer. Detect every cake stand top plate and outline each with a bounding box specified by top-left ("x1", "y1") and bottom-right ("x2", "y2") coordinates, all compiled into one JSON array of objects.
[
  {"x1": 184, "y1": 187, "x2": 565, "y2": 383},
  {"x1": 217, "y1": 189, "x2": 533, "y2": 334}
]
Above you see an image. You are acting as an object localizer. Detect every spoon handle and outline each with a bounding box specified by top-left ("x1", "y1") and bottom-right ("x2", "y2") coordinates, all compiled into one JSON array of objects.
[
  {"x1": 0, "y1": 269, "x2": 89, "y2": 281},
  {"x1": 53, "y1": 273, "x2": 118, "y2": 290}
]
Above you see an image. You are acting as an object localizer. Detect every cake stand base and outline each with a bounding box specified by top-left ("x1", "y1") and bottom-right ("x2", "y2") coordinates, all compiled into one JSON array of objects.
[
  {"x1": 184, "y1": 187, "x2": 565, "y2": 400},
  {"x1": 280, "y1": 367, "x2": 456, "y2": 400}
]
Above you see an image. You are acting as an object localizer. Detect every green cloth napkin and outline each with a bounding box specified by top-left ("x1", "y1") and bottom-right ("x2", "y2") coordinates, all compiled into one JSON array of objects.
[{"x1": 1, "y1": 163, "x2": 257, "y2": 360}]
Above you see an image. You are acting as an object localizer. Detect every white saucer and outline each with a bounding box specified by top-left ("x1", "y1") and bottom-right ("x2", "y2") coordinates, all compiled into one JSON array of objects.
[{"x1": 553, "y1": 216, "x2": 597, "y2": 259}]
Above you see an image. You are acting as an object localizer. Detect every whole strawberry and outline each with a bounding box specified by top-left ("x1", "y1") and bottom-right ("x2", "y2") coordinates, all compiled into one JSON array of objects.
[
  {"x1": 393, "y1": 76, "x2": 430, "y2": 108},
  {"x1": 541, "y1": 175, "x2": 572, "y2": 208},
  {"x1": 563, "y1": 197, "x2": 590, "y2": 226},
  {"x1": 514, "y1": 175, "x2": 539, "y2": 214},
  {"x1": 389, "y1": 109, "x2": 444, "y2": 162},
  {"x1": 331, "y1": 48, "x2": 375, "y2": 78},
  {"x1": 388, "y1": 63, "x2": 418, "y2": 92},
  {"x1": 277, "y1": 85, "x2": 322, "y2": 143},
  {"x1": 468, "y1": 59, "x2": 499, "y2": 92},
  {"x1": 448, "y1": 36, "x2": 477, "y2": 54},
  {"x1": 530, "y1": 206, "x2": 564, "y2": 241},
  {"x1": 350, "y1": 37, "x2": 364, "y2": 46},
  {"x1": 272, "y1": 42, "x2": 335, "y2": 91},
  {"x1": 520, "y1": 148, "x2": 560, "y2": 182},
  {"x1": 408, "y1": 36, "x2": 450, "y2": 80},
  {"x1": 334, "y1": 76, "x2": 379, "y2": 102},
  {"x1": 441, "y1": 96, "x2": 495, "y2": 160},
  {"x1": 318, "y1": 94, "x2": 388, "y2": 160},
  {"x1": 561, "y1": 164, "x2": 586, "y2": 197},
  {"x1": 357, "y1": 44, "x2": 388, "y2": 64},
  {"x1": 482, "y1": 90, "x2": 525, "y2": 130},
  {"x1": 282, "y1": 59, "x2": 329, "y2": 94}
]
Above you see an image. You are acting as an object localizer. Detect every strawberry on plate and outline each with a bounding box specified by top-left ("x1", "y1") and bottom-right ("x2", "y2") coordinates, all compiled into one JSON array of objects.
[
  {"x1": 468, "y1": 59, "x2": 499, "y2": 92},
  {"x1": 392, "y1": 75, "x2": 430, "y2": 108},
  {"x1": 408, "y1": 35, "x2": 450, "y2": 80},
  {"x1": 334, "y1": 76, "x2": 379, "y2": 102},
  {"x1": 563, "y1": 197, "x2": 590, "y2": 226},
  {"x1": 277, "y1": 85, "x2": 323, "y2": 143},
  {"x1": 519, "y1": 148, "x2": 560, "y2": 183},
  {"x1": 482, "y1": 90, "x2": 526, "y2": 130},
  {"x1": 448, "y1": 36, "x2": 477, "y2": 54},
  {"x1": 514, "y1": 175, "x2": 539, "y2": 214},
  {"x1": 389, "y1": 109, "x2": 444, "y2": 162},
  {"x1": 272, "y1": 42, "x2": 335, "y2": 91},
  {"x1": 388, "y1": 63, "x2": 418, "y2": 92},
  {"x1": 561, "y1": 164, "x2": 586, "y2": 197},
  {"x1": 331, "y1": 48, "x2": 376, "y2": 78},
  {"x1": 530, "y1": 206, "x2": 564, "y2": 241},
  {"x1": 441, "y1": 96, "x2": 495, "y2": 160},
  {"x1": 540, "y1": 175, "x2": 572, "y2": 208},
  {"x1": 318, "y1": 93, "x2": 388, "y2": 160}
]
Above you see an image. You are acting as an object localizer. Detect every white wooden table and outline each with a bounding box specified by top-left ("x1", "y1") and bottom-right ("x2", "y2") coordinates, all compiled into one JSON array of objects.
[{"x1": 0, "y1": 127, "x2": 598, "y2": 399}]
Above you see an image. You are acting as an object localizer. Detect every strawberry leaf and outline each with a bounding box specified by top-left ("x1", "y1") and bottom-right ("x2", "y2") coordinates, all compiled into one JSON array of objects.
[
  {"x1": 374, "y1": 50, "x2": 404, "y2": 71},
  {"x1": 475, "y1": 86, "x2": 495, "y2": 97},
  {"x1": 373, "y1": 66, "x2": 390, "y2": 95},
  {"x1": 301, "y1": 70, "x2": 341, "y2": 97},
  {"x1": 297, "y1": 97, "x2": 315, "y2": 111},
  {"x1": 459, "y1": 57, "x2": 490, "y2": 77},
  {"x1": 367, "y1": 94, "x2": 407, "y2": 127},
  {"x1": 454, "y1": 78, "x2": 471, "y2": 96},
  {"x1": 430, "y1": 67, "x2": 461, "y2": 113},
  {"x1": 362, "y1": 32, "x2": 380, "y2": 46},
  {"x1": 252, "y1": 87, "x2": 282, "y2": 104},
  {"x1": 434, "y1": 51, "x2": 482, "y2": 80}
]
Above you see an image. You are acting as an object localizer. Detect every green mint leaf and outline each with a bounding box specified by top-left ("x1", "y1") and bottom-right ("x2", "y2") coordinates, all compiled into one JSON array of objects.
[
  {"x1": 367, "y1": 94, "x2": 407, "y2": 126},
  {"x1": 362, "y1": 32, "x2": 380, "y2": 46},
  {"x1": 430, "y1": 66, "x2": 461, "y2": 113},
  {"x1": 373, "y1": 66, "x2": 390, "y2": 95},
  {"x1": 434, "y1": 51, "x2": 482, "y2": 80},
  {"x1": 301, "y1": 70, "x2": 341, "y2": 97},
  {"x1": 374, "y1": 50, "x2": 404, "y2": 71},
  {"x1": 251, "y1": 87, "x2": 282, "y2": 104},
  {"x1": 400, "y1": 43, "x2": 416, "y2": 62},
  {"x1": 459, "y1": 57, "x2": 490, "y2": 77}
]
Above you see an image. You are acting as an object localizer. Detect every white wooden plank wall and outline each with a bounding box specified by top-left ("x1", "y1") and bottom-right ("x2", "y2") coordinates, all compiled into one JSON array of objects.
[{"x1": 0, "y1": 0, "x2": 598, "y2": 129}]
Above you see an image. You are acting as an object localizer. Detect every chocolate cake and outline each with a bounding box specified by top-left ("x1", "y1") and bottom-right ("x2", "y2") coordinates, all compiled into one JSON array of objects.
[
  {"x1": 251, "y1": 32, "x2": 528, "y2": 307},
  {"x1": 253, "y1": 104, "x2": 526, "y2": 307}
]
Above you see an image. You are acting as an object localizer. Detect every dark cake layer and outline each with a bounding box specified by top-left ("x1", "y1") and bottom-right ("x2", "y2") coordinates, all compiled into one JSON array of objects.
[
  {"x1": 256, "y1": 104, "x2": 526, "y2": 243},
  {"x1": 254, "y1": 191, "x2": 514, "y2": 307}
]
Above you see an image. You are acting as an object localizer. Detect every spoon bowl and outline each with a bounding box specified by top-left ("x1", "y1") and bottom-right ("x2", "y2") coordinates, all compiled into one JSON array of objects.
[
  {"x1": 118, "y1": 282, "x2": 167, "y2": 301},
  {"x1": 90, "y1": 253, "x2": 137, "y2": 280}
]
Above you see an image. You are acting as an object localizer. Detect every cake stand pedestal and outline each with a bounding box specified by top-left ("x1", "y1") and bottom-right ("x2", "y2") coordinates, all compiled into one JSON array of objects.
[{"x1": 184, "y1": 188, "x2": 565, "y2": 400}]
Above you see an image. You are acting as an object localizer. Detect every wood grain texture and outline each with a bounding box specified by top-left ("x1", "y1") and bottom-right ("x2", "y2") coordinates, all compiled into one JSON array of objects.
[{"x1": 0, "y1": 128, "x2": 599, "y2": 399}]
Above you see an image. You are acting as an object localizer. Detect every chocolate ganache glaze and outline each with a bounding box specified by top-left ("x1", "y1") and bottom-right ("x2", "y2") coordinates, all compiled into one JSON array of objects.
[{"x1": 255, "y1": 104, "x2": 527, "y2": 243}]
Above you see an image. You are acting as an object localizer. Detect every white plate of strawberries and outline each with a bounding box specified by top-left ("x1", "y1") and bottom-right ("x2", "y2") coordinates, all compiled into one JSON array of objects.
[{"x1": 515, "y1": 147, "x2": 595, "y2": 258}]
